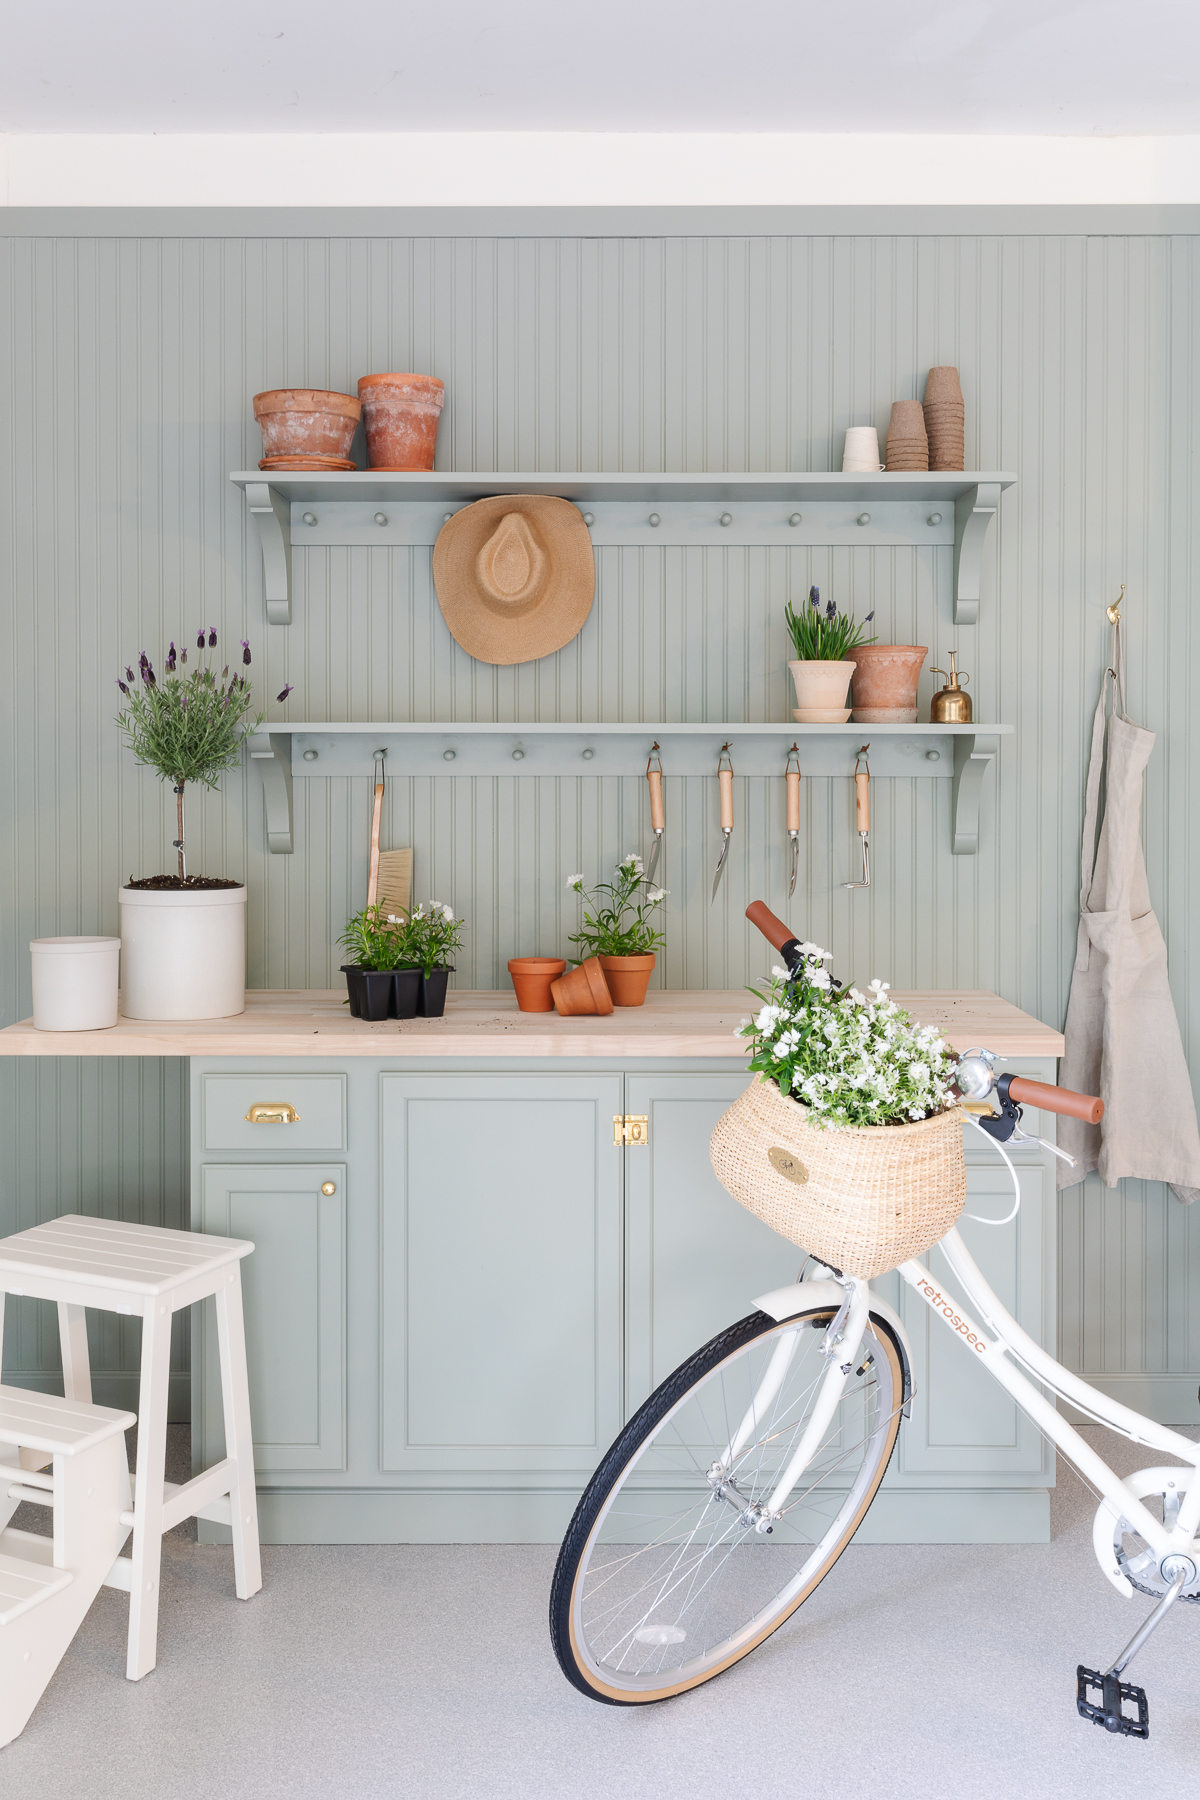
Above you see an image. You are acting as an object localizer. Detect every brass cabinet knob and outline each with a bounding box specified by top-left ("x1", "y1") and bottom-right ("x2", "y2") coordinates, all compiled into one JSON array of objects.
[
  {"x1": 245, "y1": 1102, "x2": 300, "y2": 1124},
  {"x1": 321, "y1": 1181, "x2": 336, "y2": 1196}
]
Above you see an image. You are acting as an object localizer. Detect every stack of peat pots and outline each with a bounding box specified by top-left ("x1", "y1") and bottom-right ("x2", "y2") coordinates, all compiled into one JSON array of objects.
[
  {"x1": 923, "y1": 367, "x2": 965, "y2": 470},
  {"x1": 885, "y1": 401, "x2": 928, "y2": 471}
]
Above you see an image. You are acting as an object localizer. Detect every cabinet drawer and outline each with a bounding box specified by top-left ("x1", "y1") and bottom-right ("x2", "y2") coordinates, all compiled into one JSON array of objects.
[{"x1": 201, "y1": 1074, "x2": 347, "y2": 1152}]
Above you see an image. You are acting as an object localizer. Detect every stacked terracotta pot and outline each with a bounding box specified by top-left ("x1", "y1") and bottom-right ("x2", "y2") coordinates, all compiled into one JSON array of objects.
[
  {"x1": 885, "y1": 400, "x2": 928, "y2": 471},
  {"x1": 251, "y1": 373, "x2": 446, "y2": 471},
  {"x1": 923, "y1": 367, "x2": 965, "y2": 470}
]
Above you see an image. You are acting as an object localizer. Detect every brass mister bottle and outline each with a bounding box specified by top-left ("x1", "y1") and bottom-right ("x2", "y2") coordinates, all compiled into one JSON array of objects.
[{"x1": 929, "y1": 651, "x2": 972, "y2": 724}]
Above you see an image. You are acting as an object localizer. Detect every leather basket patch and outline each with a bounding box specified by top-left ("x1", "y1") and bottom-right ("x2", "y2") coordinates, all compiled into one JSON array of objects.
[{"x1": 767, "y1": 1145, "x2": 808, "y2": 1184}]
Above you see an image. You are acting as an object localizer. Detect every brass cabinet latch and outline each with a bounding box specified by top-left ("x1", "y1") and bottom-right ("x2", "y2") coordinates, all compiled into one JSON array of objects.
[
  {"x1": 613, "y1": 1114, "x2": 649, "y2": 1148},
  {"x1": 245, "y1": 1102, "x2": 301, "y2": 1124}
]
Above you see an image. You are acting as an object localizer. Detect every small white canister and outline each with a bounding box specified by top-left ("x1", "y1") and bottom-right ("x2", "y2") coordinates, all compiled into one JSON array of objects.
[{"x1": 30, "y1": 936, "x2": 121, "y2": 1031}]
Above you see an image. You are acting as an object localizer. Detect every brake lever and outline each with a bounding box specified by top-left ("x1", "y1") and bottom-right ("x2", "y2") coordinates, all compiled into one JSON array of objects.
[{"x1": 971, "y1": 1072, "x2": 1078, "y2": 1166}]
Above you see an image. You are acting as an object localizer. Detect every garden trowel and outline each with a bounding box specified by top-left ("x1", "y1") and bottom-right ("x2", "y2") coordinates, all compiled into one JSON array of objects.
[
  {"x1": 645, "y1": 743, "x2": 665, "y2": 885},
  {"x1": 711, "y1": 743, "x2": 734, "y2": 903},
  {"x1": 785, "y1": 743, "x2": 802, "y2": 897},
  {"x1": 841, "y1": 746, "x2": 871, "y2": 890}
]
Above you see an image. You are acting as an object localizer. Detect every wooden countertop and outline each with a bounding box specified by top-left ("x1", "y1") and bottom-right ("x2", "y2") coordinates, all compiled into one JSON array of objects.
[{"x1": 0, "y1": 988, "x2": 1064, "y2": 1060}]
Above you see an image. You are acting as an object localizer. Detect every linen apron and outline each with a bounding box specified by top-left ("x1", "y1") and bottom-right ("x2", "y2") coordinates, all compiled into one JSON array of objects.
[{"x1": 1057, "y1": 626, "x2": 1200, "y2": 1200}]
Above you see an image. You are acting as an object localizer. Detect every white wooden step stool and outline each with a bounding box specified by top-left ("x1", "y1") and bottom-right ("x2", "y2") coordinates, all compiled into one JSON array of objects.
[
  {"x1": 0, "y1": 1381, "x2": 136, "y2": 1746},
  {"x1": 0, "y1": 1214, "x2": 262, "y2": 1680}
]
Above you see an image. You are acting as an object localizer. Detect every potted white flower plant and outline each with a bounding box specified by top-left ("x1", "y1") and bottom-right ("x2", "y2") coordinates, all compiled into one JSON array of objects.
[
  {"x1": 337, "y1": 899, "x2": 464, "y2": 1021},
  {"x1": 710, "y1": 943, "x2": 968, "y2": 1280},
  {"x1": 565, "y1": 854, "x2": 667, "y2": 1006},
  {"x1": 785, "y1": 586, "x2": 875, "y2": 721},
  {"x1": 115, "y1": 630, "x2": 292, "y2": 1020}
]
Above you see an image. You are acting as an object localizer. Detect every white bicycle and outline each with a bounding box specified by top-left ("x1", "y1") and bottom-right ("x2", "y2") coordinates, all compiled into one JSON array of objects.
[{"x1": 550, "y1": 903, "x2": 1199, "y2": 1737}]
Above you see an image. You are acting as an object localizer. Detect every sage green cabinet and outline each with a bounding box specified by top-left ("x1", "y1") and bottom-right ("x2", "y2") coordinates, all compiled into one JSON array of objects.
[
  {"x1": 189, "y1": 1053, "x2": 1058, "y2": 1544},
  {"x1": 624, "y1": 1073, "x2": 798, "y2": 1413},
  {"x1": 198, "y1": 1161, "x2": 347, "y2": 1474},
  {"x1": 378, "y1": 1073, "x2": 624, "y2": 1476}
]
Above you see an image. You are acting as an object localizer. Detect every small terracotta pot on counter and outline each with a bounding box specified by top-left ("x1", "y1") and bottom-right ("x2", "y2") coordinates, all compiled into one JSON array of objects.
[
  {"x1": 508, "y1": 957, "x2": 567, "y2": 1012},
  {"x1": 788, "y1": 659, "x2": 855, "y2": 723},
  {"x1": 598, "y1": 954, "x2": 656, "y2": 1007},
  {"x1": 252, "y1": 389, "x2": 361, "y2": 466},
  {"x1": 358, "y1": 373, "x2": 445, "y2": 471},
  {"x1": 847, "y1": 645, "x2": 928, "y2": 723},
  {"x1": 550, "y1": 957, "x2": 614, "y2": 1017}
]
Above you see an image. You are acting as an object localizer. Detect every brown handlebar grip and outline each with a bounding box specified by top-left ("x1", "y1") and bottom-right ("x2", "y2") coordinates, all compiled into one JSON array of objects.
[
  {"x1": 1007, "y1": 1077, "x2": 1104, "y2": 1124},
  {"x1": 746, "y1": 900, "x2": 796, "y2": 953}
]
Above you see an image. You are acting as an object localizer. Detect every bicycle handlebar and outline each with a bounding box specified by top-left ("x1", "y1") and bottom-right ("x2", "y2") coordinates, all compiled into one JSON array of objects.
[
  {"x1": 1006, "y1": 1076, "x2": 1104, "y2": 1124},
  {"x1": 745, "y1": 901, "x2": 801, "y2": 959},
  {"x1": 744, "y1": 900, "x2": 1105, "y2": 1126}
]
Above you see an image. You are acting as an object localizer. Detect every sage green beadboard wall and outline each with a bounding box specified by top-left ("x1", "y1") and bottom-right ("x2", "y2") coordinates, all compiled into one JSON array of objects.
[{"x1": 2, "y1": 223, "x2": 1199, "y2": 1417}]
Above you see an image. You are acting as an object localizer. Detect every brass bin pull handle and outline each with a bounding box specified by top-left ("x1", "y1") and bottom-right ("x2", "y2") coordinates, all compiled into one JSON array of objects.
[{"x1": 245, "y1": 1102, "x2": 301, "y2": 1124}]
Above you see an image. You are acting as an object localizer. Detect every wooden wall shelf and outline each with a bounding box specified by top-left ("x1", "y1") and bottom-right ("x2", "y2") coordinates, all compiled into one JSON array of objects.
[
  {"x1": 247, "y1": 721, "x2": 1011, "y2": 859},
  {"x1": 231, "y1": 470, "x2": 1014, "y2": 628}
]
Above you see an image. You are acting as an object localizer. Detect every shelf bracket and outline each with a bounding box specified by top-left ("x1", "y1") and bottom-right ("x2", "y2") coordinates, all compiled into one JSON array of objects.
[
  {"x1": 952, "y1": 483, "x2": 1001, "y2": 627},
  {"x1": 248, "y1": 732, "x2": 294, "y2": 853},
  {"x1": 245, "y1": 481, "x2": 293, "y2": 626},
  {"x1": 951, "y1": 732, "x2": 1000, "y2": 856}
]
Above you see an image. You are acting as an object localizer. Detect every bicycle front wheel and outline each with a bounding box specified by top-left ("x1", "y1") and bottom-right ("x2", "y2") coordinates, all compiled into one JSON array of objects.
[{"x1": 550, "y1": 1300, "x2": 905, "y2": 1704}]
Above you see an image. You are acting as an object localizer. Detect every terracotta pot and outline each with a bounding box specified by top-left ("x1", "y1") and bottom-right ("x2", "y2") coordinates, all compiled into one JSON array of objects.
[
  {"x1": 508, "y1": 957, "x2": 567, "y2": 1012},
  {"x1": 847, "y1": 645, "x2": 928, "y2": 722},
  {"x1": 358, "y1": 373, "x2": 445, "y2": 471},
  {"x1": 788, "y1": 660, "x2": 855, "y2": 723},
  {"x1": 598, "y1": 953, "x2": 656, "y2": 1007},
  {"x1": 550, "y1": 956, "x2": 614, "y2": 1017},
  {"x1": 252, "y1": 389, "x2": 360, "y2": 464}
]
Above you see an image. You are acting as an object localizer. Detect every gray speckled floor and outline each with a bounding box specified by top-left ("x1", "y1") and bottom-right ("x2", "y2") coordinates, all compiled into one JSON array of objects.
[{"x1": 4, "y1": 1425, "x2": 1199, "y2": 1798}]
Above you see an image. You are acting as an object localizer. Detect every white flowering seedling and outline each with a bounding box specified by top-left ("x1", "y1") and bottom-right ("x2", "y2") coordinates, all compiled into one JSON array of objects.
[
  {"x1": 565, "y1": 854, "x2": 668, "y2": 963},
  {"x1": 737, "y1": 946, "x2": 959, "y2": 1129}
]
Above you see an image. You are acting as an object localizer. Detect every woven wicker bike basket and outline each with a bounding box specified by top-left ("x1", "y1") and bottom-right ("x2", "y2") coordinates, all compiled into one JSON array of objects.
[{"x1": 710, "y1": 1076, "x2": 966, "y2": 1279}]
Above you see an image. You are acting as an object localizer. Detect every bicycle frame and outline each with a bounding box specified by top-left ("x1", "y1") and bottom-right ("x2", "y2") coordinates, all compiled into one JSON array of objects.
[{"x1": 744, "y1": 1225, "x2": 1200, "y2": 1588}]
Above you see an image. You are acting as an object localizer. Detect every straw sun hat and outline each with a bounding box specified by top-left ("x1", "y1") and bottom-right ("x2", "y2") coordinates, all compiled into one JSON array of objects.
[{"x1": 432, "y1": 495, "x2": 595, "y2": 665}]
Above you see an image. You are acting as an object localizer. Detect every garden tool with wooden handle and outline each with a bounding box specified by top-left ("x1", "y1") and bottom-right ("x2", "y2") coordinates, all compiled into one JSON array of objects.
[
  {"x1": 842, "y1": 746, "x2": 871, "y2": 889},
  {"x1": 645, "y1": 743, "x2": 665, "y2": 885},
  {"x1": 785, "y1": 743, "x2": 802, "y2": 898},
  {"x1": 366, "y1": 749, "x2": 385, "y2": 909},
  {"x1": 711, "y1": 743, "x2": 734, "y2": 903}
]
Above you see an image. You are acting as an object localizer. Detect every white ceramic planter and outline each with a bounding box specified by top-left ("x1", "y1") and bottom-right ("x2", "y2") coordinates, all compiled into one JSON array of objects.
[
  {"x1": 118, "y1": 886, "x2": 246, "y2": 1020},
  {"x1": 788, "y1": 659, "x2": 856, "y2": 723},
  {"x1": 30, "y1": 936, "x2": 120, "y2": 1031}
]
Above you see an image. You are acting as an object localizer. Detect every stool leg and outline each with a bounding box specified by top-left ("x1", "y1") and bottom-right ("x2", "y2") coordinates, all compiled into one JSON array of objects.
[
  {"x1": 58, "y1": 1302, "x2": 93, "y2": 1402},
  {"x1": 126, "y1": 1298, "x2": 172, "y2": 1681},
  {"x1": 214, "y1": 1265, "x2": 262, "y2": 1600}
]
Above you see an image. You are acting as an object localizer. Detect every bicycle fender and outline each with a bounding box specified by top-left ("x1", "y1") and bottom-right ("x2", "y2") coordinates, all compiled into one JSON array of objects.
[{"x1": 753, "y1": 1282, "x2": 914, "y2": 1414}]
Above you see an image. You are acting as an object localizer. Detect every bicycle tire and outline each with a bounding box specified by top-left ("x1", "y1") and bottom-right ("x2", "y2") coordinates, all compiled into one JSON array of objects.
[{"x1": 550, "y1": 1301, "x2": 904, "y2": 1704}]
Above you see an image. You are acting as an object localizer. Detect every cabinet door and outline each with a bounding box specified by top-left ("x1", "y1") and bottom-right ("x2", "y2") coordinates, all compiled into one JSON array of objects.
[
  {"x1": 888, "y1": 1154, "x2": 1052, "y2": 1482},
  {"x1": 624, "y1": 1075, "x2": 798, "y2": 1415},
  {"x1": 198, "y1": 1164, "x2": 347, "y2": 1473},
  {"x1": 379, "y1": 1074, "x2": 623, "y2": 1474}
]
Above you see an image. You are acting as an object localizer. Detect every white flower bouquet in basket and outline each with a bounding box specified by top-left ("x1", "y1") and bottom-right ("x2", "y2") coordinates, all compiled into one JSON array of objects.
[{"x1": 709, "y1": 944, "x2": 968, "y2": 1279}]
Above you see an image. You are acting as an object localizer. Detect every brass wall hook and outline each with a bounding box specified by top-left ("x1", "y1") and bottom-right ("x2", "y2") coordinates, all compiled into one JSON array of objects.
[{"x1": 1107, "y1": 584, "x2": 1126, "y2": 625}]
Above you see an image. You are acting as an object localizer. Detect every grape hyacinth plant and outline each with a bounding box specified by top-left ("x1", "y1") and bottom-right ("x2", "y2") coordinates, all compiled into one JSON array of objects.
[
  {"x1": 116, "y1": 630, "x2": 293, "y2": 884},
  {"x1": 565, "y1": 854, "x2": 667, "y2": 961},
  {"x1": 737, "y1": 944, "x2": 958, "y2": 1129},
  {"x1": 784, "y1": 586, "x2": 875, "y2": 661}
]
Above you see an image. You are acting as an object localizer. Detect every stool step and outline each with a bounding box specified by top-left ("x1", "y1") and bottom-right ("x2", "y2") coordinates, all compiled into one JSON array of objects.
[
  {"x1": 0, "y1": 1547, "x2": 73, "y2": 1627},
  {"x1": 0, "y1": 1383, "x2": 136, "y2": 1458}
]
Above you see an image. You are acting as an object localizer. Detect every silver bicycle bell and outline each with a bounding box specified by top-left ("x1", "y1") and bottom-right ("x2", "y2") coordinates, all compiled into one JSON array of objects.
[{"x1": 955, "y1": 1046, "x2": 998, "y2": 1103}]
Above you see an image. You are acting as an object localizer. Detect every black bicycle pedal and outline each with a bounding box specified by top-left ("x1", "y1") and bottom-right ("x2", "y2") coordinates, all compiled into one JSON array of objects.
[{"x1": 1076, "y1": 1665, "x2": 1150, "y2": 1738}]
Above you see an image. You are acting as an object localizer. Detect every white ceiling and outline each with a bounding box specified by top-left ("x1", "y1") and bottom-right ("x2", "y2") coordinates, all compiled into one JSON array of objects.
[{"x1": 4, "y1": 0, "x2": 1199, "y2": 136}]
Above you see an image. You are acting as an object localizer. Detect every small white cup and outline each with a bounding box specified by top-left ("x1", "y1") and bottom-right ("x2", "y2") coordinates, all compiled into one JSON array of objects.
[
  {"x1": 30, "y1": 937, "x2": 120, "y2": 1031},
  {"x1": 842, "y1": 425, "x2": 883, "y2": 472}
]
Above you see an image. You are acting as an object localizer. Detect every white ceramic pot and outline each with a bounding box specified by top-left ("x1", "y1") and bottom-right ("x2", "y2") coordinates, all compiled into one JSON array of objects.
[
  {"x1": 30, "y1": 936, "x2": 120, "y2": 1031},
  {"x1": 118, "y1": 886, "x2": 246, "y2": 1020},
  {"x1": 788, "y1": 659, "x2": 856, "y2": 722}
]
